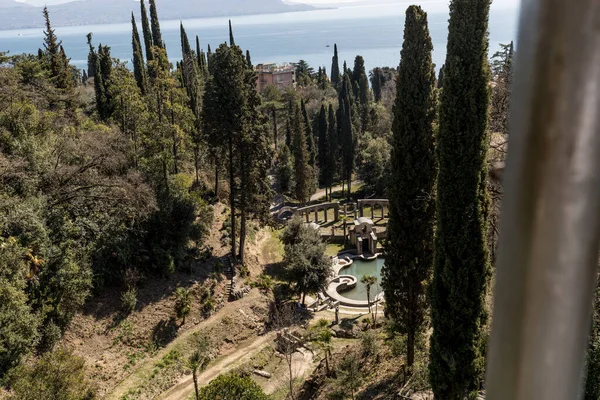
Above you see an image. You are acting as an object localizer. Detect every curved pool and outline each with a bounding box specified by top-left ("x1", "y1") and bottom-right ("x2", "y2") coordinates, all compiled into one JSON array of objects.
[{"x1": 338, "y1": 257, "x2": 385, "y2": 301}]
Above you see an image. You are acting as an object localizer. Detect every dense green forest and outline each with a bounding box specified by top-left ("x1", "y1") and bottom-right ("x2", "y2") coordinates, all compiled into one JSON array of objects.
[{"x1": 0, "y1": 0, "x2": 598, "y2": 399}]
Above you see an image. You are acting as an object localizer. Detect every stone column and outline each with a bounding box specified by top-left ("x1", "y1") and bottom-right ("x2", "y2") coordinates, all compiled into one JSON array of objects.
[
  {"x1": 371, "y1": 206, "x2": 374, "y2": 220},
  {"x1": 334, "y1": 206, "x2": 339, "y2": 221},
  {"x1": 324, "y1": 209, "x2": 328, "y2": 222},
  {"x1": 305, "y1": 213, "x2": 309, "y2": 223},
  {"x1": 315, "y1": 210, "x2": 318, "y2": 223}
]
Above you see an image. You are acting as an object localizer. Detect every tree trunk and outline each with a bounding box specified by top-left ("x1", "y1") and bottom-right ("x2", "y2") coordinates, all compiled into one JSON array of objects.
[
  {"x1": 366, "y1": 289, "x2": 371, "y2": 325},
  {"x1": 229, "y1": 138, "x2": 236, "y2": 258},
  {"x1": 347, "y1": 176, "x2": 352, "y2": 201},
  {"x1": 341, "y1": 180, "x2": 345, "y2": 198},
  {"x1": 239, "y1": 149, "x2": 248, "y2": 263},
  {"x1": 173, "y1": 133, "x2": 179, "y2": 175},
  {"x1": 407, "y1": 331, "x2": 415, "y2": 368},
  {"x1": 194, "y1": 146, "x2": 200, "y2": 185},
  {"x1": 193, "y1": 370, "x2": 199, "y2": 400},
  {"x1": 302, "y1": 292, "x2": 306, "y2": 306},
  {"x1": 214, "y1": 160, "x2": 219, "y2": 199},
  {"x1": 287, "y1": 353, "x2": 295, "y2": 400}
]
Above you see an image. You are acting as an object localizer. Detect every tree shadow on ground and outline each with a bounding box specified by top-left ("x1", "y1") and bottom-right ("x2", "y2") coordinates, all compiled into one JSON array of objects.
[
  {"x1": 359, "y1": 371, "x2": 406, "y2": 400},
  {"x1": 264, "y1": 261, "x2": 286, "y2": 281},
  {"x1": 151, "y1": 317, "x2": 179, "y2": 348},
  {"x1": 82, "y1": 256, "x2": 218, "y2": 322}
]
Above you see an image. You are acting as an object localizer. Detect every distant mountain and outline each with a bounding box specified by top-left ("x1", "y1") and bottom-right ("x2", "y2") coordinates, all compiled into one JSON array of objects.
[{"x1": 0, "y1": 0, "x2": 315, "y2": 30}]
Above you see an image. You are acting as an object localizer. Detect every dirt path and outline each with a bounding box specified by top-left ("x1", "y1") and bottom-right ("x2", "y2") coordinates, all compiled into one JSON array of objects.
[
  {"x1": 310, "y1": 181, "x2": 361, "y2": 202},
  {"x1": 159, "y1": 332, "x2": 277, "y2": 400},
  {"x1": 106, "y1": 289, "x2": 265, "y2": 400}
]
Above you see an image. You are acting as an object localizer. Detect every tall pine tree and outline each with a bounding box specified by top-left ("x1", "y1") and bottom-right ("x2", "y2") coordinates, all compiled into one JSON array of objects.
[
  {"x1": 131, "y1": 13, "x2": 148, "y2": 95},
  {"x1": 382, "y1": 5, "x2": 437, "y2": 369},
  {"x1": 202, "y1": 44, "x2": 247, "y2": 258},
  {"x1": 238, "y1": 63, "x2": 273, "y2": 262},
  {"x1": 331, "y1": 44, "x2": 340, "y2": 87},
  {"x1": 42, "y1": 7, "x2": 70, "y2": 89},
  {"x1": 429, "y1": 0, "x2": 492, "y2": 397}
]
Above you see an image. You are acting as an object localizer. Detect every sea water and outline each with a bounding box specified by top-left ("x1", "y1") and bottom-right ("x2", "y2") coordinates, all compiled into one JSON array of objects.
[{"x1": 0, "y1": 2, "x2": 518, "y2": 73}]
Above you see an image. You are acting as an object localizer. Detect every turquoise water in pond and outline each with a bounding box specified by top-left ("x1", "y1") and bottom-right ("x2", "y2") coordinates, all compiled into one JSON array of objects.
[{"x1": 338, "y1": 258, "x2": 385, "y2": 301}]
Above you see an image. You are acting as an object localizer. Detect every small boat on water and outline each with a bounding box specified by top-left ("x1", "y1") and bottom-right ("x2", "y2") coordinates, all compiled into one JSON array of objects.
[{"x1": 326, "y1": 44, "x2": 330, "y2": 47}]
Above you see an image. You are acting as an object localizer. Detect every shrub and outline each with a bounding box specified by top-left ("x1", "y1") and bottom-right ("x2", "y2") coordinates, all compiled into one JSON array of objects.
[
  {"x1": 174, "y1": 287, "x2": 191, "y2": 324},
  {"x1": 251, "y1": 274, "x2": 273, "y2": 293},
  {"x1": 390, "y1": 334, "x2": 407, "y2": 358},
  {"x1": 198, "y1": 373, "x2": 268, "y2": 400},
  {"x1": 201, "y1": 299, "x2": 215, "y2": 318},
  {"x1": 121, "y1": 287, "x2": 137, "y2": 315},
  {"x1": 360, "y1": 330, "x2": 379, "y2": 357},
  {"x1": 9, "y1": 348, "x2": 96, "y2": 400}
]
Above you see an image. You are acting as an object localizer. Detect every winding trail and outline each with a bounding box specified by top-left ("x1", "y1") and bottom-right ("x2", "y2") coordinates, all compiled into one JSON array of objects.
[{"x1": 159, "y1": 332, "x2": 277, "y2": 400}]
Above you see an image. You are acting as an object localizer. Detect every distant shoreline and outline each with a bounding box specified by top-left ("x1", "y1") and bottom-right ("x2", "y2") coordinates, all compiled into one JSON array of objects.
[{"x1": 0, "y1": 4, "x2": 329, "y2": 31}]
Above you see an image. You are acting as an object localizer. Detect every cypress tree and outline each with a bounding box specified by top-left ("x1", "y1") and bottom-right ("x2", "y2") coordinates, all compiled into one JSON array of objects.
[
  {"x1": 229, "y1": 20, "x2": 235, "y2": 46},
  {"x1": 371, "y1": 67, "x2": 383, "y2": 103},
  {"x1": 331, "y1": 43, "x2": 340, "y2": 87},
  {"x1": 180, "y1": 23, "x2": 201, "y2": 113},
  {"x1": 337, "y1": 74, "x2": 354, "y2": 199},
  {"x1": 196, "y1": 36, "x2": 209, "y2": 79},
  {"x1": 82, "y1": 70, "x2": 88, "y2": 85},
  {"x1": 301, "y1": 99, "x2": 316, "y2": 167},
  {"x1": 131, "y1": 13, "x2": 148, "y2": 95},
  {"x1": 327, "y1": 103, "x2": 338, "y2": 197},
  {"x1": 291, "y1": 102, "x2": 313, "y2": 204},
  {"x1": 207, "y1": 44, "x2": 214, "y2": 75},
  {"x1": 94, "y1": 44, "x2": 114, "y2": 120},
  {"x1": 351, "y1": 55, "x2": 366, "y2": 99},
  {"x1": 382, "y1": 5, "x2": 437, "y2": 369},
  {"x1": 140, "y1": 0, "x2": 154, "y2": 63},
  {"x1": 437, "y1": 64, "x2": 445, "y2": 89},
  {"x1": 149, "y1": 0, "x2": 164, "y2": 50},
  {"x1": 285, "y1": 117, "x2": 292, "y2": 148},
  {"x1": 246, "y1": 50, "x2": 253, "y2": 69},
  {"x1": 86, "y1": 33, "x2": 95, "y2": 79},
  {"x1": 429, "y1": 0, "x2": 492, "y2": 397},
  {"x1": 317, "y1": 104, "x2": 329, "y2": 190}
]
